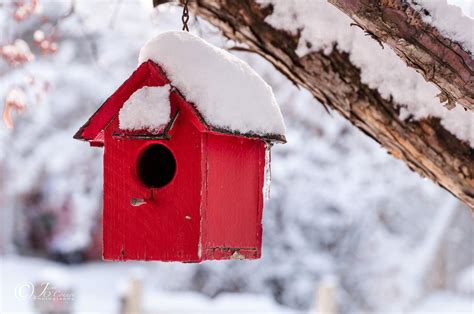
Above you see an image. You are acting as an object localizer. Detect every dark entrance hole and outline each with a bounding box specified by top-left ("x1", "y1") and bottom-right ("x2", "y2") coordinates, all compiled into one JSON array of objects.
[{"x1": 137, "y1": 144, "x2": 176, "y2": 188}]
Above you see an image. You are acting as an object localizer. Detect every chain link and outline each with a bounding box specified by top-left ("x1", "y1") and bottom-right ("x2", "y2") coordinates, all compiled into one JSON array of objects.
[{"x1": 181, "y1": 0, "x2": 190, "y2": 31}]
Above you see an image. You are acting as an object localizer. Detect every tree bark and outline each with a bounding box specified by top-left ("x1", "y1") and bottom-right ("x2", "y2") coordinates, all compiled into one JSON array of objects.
[
  {"x1": 165, "y1": 0, "x2": 474, "y2": 208},
  {"x1": 328, "y1": 0, "x2": 474, "y2": 111}
]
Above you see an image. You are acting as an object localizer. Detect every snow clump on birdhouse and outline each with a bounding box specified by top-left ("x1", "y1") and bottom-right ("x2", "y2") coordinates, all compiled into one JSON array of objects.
[
  {"x1": 138, "y1": 31, "x2": 286, "y2": 138},
  {"x1": 119, "y1": 84, "x2": 171, "y2": 131}
]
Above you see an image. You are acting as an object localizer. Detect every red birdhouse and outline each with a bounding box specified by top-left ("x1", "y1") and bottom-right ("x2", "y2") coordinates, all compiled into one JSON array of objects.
[{"x1": 74, "y1": 32, "x2": 286, "y2": 262}]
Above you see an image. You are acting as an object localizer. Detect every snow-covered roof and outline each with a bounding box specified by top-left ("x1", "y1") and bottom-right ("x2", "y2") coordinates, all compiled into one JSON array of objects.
[
  {"x1": 138, "y1": 31, "x2": 286, "y2": 139},
  {"x1": 118, "y1": 85, "x2": 171, "y2": 131}
]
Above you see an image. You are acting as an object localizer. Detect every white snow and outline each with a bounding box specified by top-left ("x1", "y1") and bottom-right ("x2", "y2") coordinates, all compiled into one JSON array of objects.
[
  {"x1": 263, "y1": 143, "x2": 272, "y2": 200},
  {"x1": 257, "y1": 0, "x2": 474, "y2": 146},
  {"x1": 138, "y1": 31, "x2": 286, "y2": 137},
  {"x1": 118, "y1": 85, "x2": 171, "y2": 131},
  {"x1": 33, "y1": 30, "x2": 45, "y2": 42},
  {"x1": 36, "y1": 267, "x2": 73, "y2": 290},
  {"x1": 446, "y1": 0, "x2": 474, "y2": 18},
  {"x1": 5, "y1": 88, "x2": 27, "y2": 108},
  {"x1": 0, "y1": 39, "x2": 35, "y2": 64},
  {"x1": 0, "y1": 256, "x2": 294, "y2": 313},
  {"x1": 1, "y1": 2, "x2": 472, "y2": 313},
  {"x1": 456, "y1": 266, "x2": 474, "y2": 294},
  {"x1": 411, "y1": 0, "x2": 474, "y2": 53},
  {"x1": 412, "y1": 291, "x2": 474, "y2": 313}
]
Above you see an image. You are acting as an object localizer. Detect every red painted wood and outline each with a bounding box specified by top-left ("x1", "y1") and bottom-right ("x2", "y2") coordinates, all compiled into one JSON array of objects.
[
  {"x1": 77, "y1": 61, "x2": 170, "y2": 141},
  {"x1": 202, "y1": 133, "x2": 265, "y2": 260},
  {"x1": 89, "y1": 130, "x2": 105, "y2": 147},
  {"x1": 77, "y1": 59, "x2": 270, "y2": 262},
  {"x1": 103, "y1": 93, "x2": 203, "y2": 261}
]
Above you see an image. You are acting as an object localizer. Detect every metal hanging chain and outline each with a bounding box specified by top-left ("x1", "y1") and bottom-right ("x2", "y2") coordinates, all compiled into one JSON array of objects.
[{"x1": 181, "y1": 0, "x2": 190, "y2": 31}]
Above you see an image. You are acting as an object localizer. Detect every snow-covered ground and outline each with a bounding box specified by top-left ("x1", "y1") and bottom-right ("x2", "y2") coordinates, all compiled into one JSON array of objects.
[
  {"x1": 412, "y1": 292, "x2": 473, "y2": 314},
  {"x1": 1, "y1": 255, "x2": 472, "y2": 313},
  {"x1": 0, "y1": 255, "x2": 294, "y2": 313}
]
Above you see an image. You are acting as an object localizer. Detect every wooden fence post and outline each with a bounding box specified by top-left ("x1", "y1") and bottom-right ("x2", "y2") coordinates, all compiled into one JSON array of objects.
[
  {"x1": 316, "y1": 277, "x2": 339, "y2": 314},
  {"x1": 120, "y1": 276, "x2": 143, "y2": 314}
]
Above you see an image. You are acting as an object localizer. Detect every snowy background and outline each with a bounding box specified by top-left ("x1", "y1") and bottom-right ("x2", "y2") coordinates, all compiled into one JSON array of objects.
[{"x1": 0, "y1": 0, "x2": 473, "y2": 313}]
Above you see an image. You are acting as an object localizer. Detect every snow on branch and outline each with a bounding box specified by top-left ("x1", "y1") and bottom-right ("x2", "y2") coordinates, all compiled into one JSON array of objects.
[
  {"x1": 175, "y1": 0, "x2": 474, "y2": 208},
  {"x1": 328, "y1": 0, "x2": 474, "y2": 112}
]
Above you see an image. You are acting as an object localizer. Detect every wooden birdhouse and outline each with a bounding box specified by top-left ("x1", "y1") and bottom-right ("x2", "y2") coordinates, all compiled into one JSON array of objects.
[{"x1": 74, "y1": 31, "x2": 286, "y2": 262}]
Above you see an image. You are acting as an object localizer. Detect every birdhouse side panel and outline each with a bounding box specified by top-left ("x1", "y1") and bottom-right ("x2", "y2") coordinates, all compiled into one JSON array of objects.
[
  {"x1": 102, "y1": 115, "x2": 203, "y2": 262},
  {"x1": 203, "y1": 133, "x2": 265, "y2": 260}
]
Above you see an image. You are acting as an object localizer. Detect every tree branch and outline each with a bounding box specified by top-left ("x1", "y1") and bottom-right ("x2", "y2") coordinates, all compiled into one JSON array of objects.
[
  {"x1": 183, "y1": 0, "x2": 474, "y2": 208},
  {"x1": 328, "y1": 0, "x2": 474, "y2": 111}
]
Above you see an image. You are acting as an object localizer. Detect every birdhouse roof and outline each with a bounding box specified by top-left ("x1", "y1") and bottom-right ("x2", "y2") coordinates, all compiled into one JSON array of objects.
[
  {"x1": 74, "y1": 32, "x2": 286, "y2": 144},
  {"x1": 138, "y1": 31, "x2": 286, "y2": 139}
]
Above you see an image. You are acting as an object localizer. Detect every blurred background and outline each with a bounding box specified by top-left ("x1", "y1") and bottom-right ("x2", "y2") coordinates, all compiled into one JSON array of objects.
[{"x1": 0, "y1": 0, "x2": 472, "y2": 313}]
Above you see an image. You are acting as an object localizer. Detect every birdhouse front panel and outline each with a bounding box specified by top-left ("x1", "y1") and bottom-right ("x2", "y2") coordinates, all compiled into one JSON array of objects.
[
  {"x1": 102, "y1": 97, "x2": 204, "y2": 261},
  {"x1": 74, "y1": 31, "x2": 286, "y2": 262}
]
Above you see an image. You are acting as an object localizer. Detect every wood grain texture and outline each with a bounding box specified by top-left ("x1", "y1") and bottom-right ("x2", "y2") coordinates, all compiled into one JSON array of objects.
[
  {"x1": 74, "y1": 62, "x2": 169, "y2": 144},
  {"x1": 75, "y1": 60, "x2": 286, "y2": 143},
  {"x1": 203, "y1": 132, "x2": 265, "y2": 260},
  {"x1": 103, "y1": 91, "x2": 203, "y2": 262},
  {"x1": 329, "y1": 0, "x2": 474, "y2": 111},
  {"x1": 79, "y1": 60, "x2": 269, "y2": 261},
  {"x1": 183, "y1": 0, "x2": 474, "y2": 209}
]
